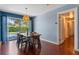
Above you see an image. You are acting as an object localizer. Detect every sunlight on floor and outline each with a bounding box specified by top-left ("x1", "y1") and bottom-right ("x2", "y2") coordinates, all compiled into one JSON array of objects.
[{"x1": 8, "y1": 41, "x2": 18, "y2": 55}]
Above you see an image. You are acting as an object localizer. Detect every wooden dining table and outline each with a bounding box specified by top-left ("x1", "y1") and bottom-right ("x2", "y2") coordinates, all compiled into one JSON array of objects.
[
  {"x1": 20, "y1": 32, "x2": 30, "y2": 37},
  {"x1": 19, "y1": 32, "x2": 41, "y2": 48}
]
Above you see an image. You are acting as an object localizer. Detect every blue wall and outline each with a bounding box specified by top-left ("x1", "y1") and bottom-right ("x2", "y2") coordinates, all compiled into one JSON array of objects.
[
  {"x1": 34, "y1": 4, "x2": 79, "y2": 44},
  {"x1": 0, "y1": 11, "x2": 23, "y2": 18},
  {"x1": 77, "y1": 7, "x2": 79, "y2": 49},
  {"x1": 0, "y1": 15, "x2": 1, "y2": 41},
  {"x1": 0, "y1": 11, "x2": 23, "y2": 42},
  {"x1": 0, "y1": 11, "x2": 33, "y2": 43},
  {"x1": 2, "y1": 16, "x2": 7, "y2": 42},
  {"x1": 0, "y1": 11, "x2": 34, "y2": 42}
]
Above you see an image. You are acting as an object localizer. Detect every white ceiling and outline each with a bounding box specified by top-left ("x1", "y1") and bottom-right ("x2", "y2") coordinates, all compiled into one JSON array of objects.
[{"x1": 0, "y1": 4, "x2": 64, "y2": 16}]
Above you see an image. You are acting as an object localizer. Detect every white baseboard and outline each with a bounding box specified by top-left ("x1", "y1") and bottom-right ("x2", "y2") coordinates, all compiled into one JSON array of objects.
[
  {"x1": 76, "y1": 49, "x2": 79, "y2": 51},
  {"x1": 59, "y1": 39, "x2": 65, "y2": 45},
  {"x1": 40, "y1": 38, "x2": 79, "y2": 52},
  {"x1": 40, "y1": 38, "x2": 59, "y2": 45},
  {"x1": 75, "y1": 48, "x2": 79, "y2": 51}
]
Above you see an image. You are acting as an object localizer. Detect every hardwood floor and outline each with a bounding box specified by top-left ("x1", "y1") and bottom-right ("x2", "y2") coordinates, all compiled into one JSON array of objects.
[
  {"x1": 59, "y1": 36, "x2": 75, "y2": 55},
  {"x1": 0, "y1": 38, "x2": 79, "y2": 55}
]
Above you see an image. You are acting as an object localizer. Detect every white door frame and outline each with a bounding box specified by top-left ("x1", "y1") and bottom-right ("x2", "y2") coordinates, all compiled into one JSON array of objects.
[{"x1": 57, "y1": 7, "x2": 78, "y2": 51}]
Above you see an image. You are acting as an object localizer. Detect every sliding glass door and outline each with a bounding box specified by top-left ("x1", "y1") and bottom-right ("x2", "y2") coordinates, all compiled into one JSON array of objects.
[
  {"x1": 7, "y1": 16, "x2": 21, "y2": 41},
  {"x1": 7, "y1": 16, "x2": 32, "y2": 41}
]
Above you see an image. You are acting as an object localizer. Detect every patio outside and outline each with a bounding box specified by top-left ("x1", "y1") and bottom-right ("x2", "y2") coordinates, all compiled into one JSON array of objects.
[{"x1": 7, "y1": 17, "x2": 29, "y2": 40}]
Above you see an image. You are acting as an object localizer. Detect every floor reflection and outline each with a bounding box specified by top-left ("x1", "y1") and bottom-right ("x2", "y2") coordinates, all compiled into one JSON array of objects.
[
  {"x1": 18, "y1": 41, "x2": 41, "y2": 55},
  {"x1": 0, "y1": 38, "x2": 79, "y2": 55},
  {"x1": 0, "y1": 42, "x2": 9, "y2": 55}
]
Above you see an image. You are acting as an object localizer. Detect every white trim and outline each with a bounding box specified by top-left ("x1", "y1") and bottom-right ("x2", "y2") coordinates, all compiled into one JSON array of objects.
[
  {"x1": 74, "y1": 8, "x2": 78, "y2": 51},
  {"x1": 57, "y1": 8, "x2": 77, "y2": 14},
  {"x1": 58, "y1": 38, "x2": 64, "y2": 44},
  {"x1": 57, "y1": 8, "x2": 78, "y2": 51},
  {"x1": 76, "y1": 49, "x2": 79, "y2": 51},
  {"x1": 57, "y1": 10, "x2": 59, "y2": 44},
  {"x1": 40, "y1": 38, "x2": 59, "y2": 45}
]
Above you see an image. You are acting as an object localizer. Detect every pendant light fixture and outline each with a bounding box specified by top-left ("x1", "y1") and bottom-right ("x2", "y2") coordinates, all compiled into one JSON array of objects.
[
  {"x1": 22, "y1": 8, "x2": 30, "y2": 36},
  {"x1": 23, "y1": 8, "x2": 30, "y2": 23}
]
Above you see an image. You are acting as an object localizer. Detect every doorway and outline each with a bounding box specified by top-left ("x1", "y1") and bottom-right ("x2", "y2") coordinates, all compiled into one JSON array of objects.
[{"x1": 58, "y1": 9, "x2": 76, "y2": 54}]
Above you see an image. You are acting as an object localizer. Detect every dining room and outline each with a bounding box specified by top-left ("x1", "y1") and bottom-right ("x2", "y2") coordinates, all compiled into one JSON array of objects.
[{"x1": 0, "y1": 4, "x2": 79, "y2": 55}]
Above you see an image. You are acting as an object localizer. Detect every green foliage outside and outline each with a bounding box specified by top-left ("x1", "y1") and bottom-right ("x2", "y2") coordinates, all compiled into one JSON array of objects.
[{"x1": 9, "y1": 25, "x2": 29, "y2": 32}]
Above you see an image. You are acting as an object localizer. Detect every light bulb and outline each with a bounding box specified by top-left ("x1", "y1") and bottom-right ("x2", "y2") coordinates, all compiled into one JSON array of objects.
[{"x1": 69, "y1": 12, "x2": 74, "y2": 18}]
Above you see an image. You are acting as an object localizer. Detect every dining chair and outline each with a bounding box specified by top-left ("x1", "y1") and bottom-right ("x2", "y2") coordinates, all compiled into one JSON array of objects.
[
  {"x1": 30, "y1": 32, "x2": 41, "y2": 48},
  {"x1": 17, "y1": 33, "x2": 29, "y2": 49},
  {"x1": 17, "y1": 33, "x2": 21, "y2": 48}
]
